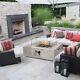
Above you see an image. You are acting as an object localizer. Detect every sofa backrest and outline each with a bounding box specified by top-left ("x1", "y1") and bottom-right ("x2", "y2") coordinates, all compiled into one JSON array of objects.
[
  {"x1": 51, "y1": 27, "x2": 80, "y2": 31},
  {"x1": 51, "y1": 27, "x2": 80, "y2": 42}
]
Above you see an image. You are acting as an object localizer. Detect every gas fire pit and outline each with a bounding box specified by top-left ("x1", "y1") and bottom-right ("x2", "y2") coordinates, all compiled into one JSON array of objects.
[{"x1": 23, "y1": 40, "x2": 63, "y2": 60}]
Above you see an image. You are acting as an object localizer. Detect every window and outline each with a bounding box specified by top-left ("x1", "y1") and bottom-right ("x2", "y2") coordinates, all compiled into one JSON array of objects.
[{"x1": 54, "y1": 7, "x2": 66, "y2": 18}]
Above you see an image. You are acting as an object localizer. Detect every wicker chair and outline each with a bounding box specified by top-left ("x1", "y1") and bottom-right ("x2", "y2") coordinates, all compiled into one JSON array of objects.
[{"x1": 0, "y1": 39, "x2": 21, "y2": 66}]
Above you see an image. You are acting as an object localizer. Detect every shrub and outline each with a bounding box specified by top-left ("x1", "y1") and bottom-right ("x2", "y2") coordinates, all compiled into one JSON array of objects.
[
  {"x1": 63, "y1": 22, "x2": 69, "y2": 28},
  {"x1": 32, "y1": 7, "x2": 53, "y2": 25},
  {"x1": 45, "y1": 21, "x2": 63, "y2": 31},
  {"x1": 68, "y1": 23, "x2": 75, "y2": 28},
  {"x1": 74, "y1": 18, "x2": 80, "y2": 28},
  {"x1": 45, "y1": 23, "x2": 53, "y2": 31},
  {"x1": 75, "y1": 23, "x2": 80, "y2": 28},
  {"x1": 63, "y1": 22, "x2": 75, "y2": 28},
  {"x1": 53, "y1": 21, "x2": 63, "y2": 27}
]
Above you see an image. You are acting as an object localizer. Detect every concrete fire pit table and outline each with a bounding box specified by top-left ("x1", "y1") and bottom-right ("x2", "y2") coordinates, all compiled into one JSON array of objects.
[{"x1": 23, "y1": 40, "x2": 63, "y2": 60}]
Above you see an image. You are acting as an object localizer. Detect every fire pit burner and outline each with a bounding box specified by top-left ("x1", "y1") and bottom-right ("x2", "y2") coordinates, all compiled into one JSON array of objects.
[{"x1": 38, "y1": 44, "x2": 52, "y2": 48}]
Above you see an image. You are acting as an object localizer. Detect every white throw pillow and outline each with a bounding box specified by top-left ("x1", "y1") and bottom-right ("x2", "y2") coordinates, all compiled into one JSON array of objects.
[
  {"x1": 76, "y1": 48, "x2": 80, "y2": 57},
  {"x1": 0, "y1": 42, "x2": 3, "y2": 52}
]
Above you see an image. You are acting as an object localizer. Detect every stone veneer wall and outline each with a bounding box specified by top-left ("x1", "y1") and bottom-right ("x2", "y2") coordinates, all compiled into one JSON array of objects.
[{"x1": 0, "y1": 2, "x2": 32, "y2": 39}]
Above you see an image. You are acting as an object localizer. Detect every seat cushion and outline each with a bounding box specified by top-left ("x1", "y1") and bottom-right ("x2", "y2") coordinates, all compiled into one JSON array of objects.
[{"x1": 57, "y1": 38, "x2": 73, "y2": 45}]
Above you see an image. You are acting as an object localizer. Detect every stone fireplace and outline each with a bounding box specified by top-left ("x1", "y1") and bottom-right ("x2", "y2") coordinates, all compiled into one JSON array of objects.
[
  {"x1": 7, "y1": 14, "x2": 30, "y2": 39},
  {"x1": 0, "y1": 2, "x2": 32, "y2": 40},
  {"x1": 0, "y1": 2, "x2": 43, "y2": 44}
]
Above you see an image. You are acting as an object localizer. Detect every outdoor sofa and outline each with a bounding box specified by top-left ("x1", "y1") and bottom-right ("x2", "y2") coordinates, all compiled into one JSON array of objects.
[{"x1": 49, "y1": 27, "x2": 80, "y2": 74}]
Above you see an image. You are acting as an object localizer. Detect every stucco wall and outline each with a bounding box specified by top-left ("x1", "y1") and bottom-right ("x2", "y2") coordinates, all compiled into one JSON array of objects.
[
  {"x1": 0, "y1": 2, "x2": 32, "y2": 39},
  {"x1": 66, "y1": 5, "x2": 79, "y2": 20}
]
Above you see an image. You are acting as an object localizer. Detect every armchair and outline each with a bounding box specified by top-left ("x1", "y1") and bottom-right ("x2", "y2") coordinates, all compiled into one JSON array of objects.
[{"x1": 0, "y1": 39, "x2": 21, "y2": 66}]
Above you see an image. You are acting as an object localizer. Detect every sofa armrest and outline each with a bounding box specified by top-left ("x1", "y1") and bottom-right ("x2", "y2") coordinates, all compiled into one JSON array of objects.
[
  {"x1": 54, "y1": 50, "x2": 64, "y2": 62},
  {"x1": 60, "y1": 54, "x2": 80, "y2": 74}
]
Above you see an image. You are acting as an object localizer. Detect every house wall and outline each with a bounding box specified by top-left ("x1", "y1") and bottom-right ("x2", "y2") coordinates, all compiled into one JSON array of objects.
[
  {"x1": 17, "y1": 0, "x2": 80, "y2": 20},
  {"x1": 66, "y1": 5, "x2": 79, "y2": 20},
  {"x1": 0, "y1": 2, "x2": 32, "y2": 39},
  {"x1": 54, "y1": 0, "x2": 78, "y2": 4},
  {"x1": 17, "y1": 0, "x2": 79, "y2": 4}
]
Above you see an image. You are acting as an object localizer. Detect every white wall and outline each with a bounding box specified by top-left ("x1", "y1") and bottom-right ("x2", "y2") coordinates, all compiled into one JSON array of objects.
[
  {"x1": 16, "y1": 0, "x2": 80, "y2": 20},
  {"x1": 66, "y1": 5, "x2": 79, "y2": 20},
  {"x1": 54, "y1": 0, "x2": 79, "y2": 4}
]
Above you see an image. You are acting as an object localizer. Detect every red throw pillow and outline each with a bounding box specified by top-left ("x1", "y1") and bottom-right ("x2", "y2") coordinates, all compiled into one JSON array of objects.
[
  {"x1": 71, "y1": 34, "x2": 80, "y2": 42},
  {"x1": 66, "y1": 32, "x2": 73, "y2": 40},
  {"x1": 1, "y1": 39, "x2": 14, "y2": 51},
  {"x1": 64, "y1": 46, "x2": 79, "y2": 56}
]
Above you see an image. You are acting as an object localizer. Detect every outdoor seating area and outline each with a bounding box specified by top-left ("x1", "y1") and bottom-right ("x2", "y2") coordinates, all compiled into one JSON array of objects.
[{"x1": 1, "y1": 0, "x2": 80, "y2": 80}]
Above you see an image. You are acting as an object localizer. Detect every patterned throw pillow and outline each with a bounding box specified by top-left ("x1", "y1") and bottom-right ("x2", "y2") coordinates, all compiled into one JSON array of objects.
[
  {"x1": 1, "y1": 39, "x2": 14, "y2": 51},
  {"x1": 54, "y1": 31, "x2": 64, "y2": 38},
  {"x1": 51, "y1": 29, "x2": 64, "y2": 38},
  {"x1": 64, "y1": 46, "x2": 79, "y2": 56}
]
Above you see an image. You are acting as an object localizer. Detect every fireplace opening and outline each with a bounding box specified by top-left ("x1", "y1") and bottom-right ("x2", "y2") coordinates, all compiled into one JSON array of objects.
[
  {"x1": 7, "y1": 14, "x2": 30, "y2": 40},
  {"x1": 12, "y1": 20, "x2": 25, "y2": 36}
]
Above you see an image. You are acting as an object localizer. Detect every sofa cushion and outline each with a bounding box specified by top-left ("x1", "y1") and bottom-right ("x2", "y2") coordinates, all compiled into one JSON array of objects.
[
  {"x1": 1, "y1": 39, "x2": 14, "y2": 51},
  {"x1": 54, "y1": 31, "x2": 64, "y2": 38},
  {"x1": 64, "y1": 46, "x2": 79, "y2": 56},
  {"x1": 51, "y1": 29, "x2": 64, "y2": 38},
  {"x1": 57, "y1": 38, "x2": 73, "y2": 45}
]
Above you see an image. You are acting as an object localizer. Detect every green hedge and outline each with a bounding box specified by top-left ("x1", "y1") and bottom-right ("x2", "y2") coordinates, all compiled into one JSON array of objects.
[{"x1": 45, "y1": 21, "x2": 76, "y2": 31}]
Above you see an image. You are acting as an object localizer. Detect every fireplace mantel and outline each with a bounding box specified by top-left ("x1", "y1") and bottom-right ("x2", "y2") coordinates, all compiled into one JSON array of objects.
[{"x1": 7, "y1": 14, "x2": 30, "y2": 40}]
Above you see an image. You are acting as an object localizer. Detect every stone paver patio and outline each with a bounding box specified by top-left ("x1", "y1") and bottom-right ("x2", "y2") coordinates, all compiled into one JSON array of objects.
[{"x1": 0, "y1": 57, "x2": 80, "y2": 80}]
